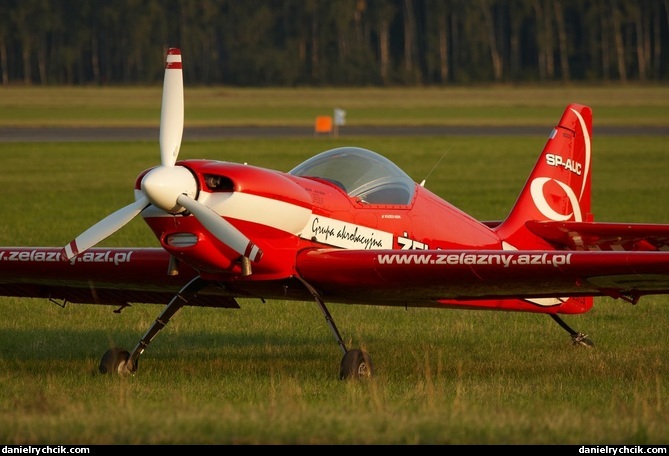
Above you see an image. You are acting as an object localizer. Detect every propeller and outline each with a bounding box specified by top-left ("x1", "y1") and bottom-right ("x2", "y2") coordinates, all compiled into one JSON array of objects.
[{"x1": 61, "y1": 47, "x2": 262, "y2": 264}]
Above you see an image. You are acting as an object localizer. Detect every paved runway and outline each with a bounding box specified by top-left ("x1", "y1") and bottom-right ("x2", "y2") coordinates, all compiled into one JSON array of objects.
[{"x1": 1, "y1": 125, "x2": 667, "y2": 142}]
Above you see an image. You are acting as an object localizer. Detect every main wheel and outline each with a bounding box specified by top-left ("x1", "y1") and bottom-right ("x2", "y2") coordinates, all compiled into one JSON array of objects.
[
  {"x1": 99, "y1": 347, "x2": 132, "y2": 375},
  {"x1": 339, "y1": 348, "x2": 373, "y2": 379}
]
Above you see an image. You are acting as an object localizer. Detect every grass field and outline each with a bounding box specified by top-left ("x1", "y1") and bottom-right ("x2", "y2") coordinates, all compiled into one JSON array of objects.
[
  {"x1": 1, "y1": 84, "x2": 668, "y2": 127},
  {"x1": 0, "y1": 87, "x2": 668, "y2": 444}
]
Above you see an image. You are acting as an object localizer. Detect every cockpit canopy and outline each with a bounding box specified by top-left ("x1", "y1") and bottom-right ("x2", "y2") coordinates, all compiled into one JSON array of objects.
[{"x1": 289, "y1": 147, "x2": 416, "y2": 205}]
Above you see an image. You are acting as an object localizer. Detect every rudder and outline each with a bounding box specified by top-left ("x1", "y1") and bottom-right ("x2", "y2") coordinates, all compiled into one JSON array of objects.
[
  {"x1": 495, "y1": 103, "x2": 593, "y2": 249},
  {"x1": 494, "y1": 103, "x2": 594, "y2": 314}
]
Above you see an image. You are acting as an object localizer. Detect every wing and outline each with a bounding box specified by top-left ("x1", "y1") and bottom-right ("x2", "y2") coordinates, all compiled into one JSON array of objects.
[
  {"x1": 0, "y1": 248, "x2": 240, "y2": 308},
  {"x1": 295, "y1": 248, "x2": 669, "y2": 308},
  {"x1": 527, "y1": 221, "x2": 669, "y2": 251},
  {"x1": 5, "y1": 245, "x2": 669, "y2": 313}
]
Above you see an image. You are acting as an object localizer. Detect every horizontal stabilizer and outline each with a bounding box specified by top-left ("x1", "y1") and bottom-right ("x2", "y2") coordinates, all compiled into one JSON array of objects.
[{"x1": 527, "y1": 221, "x2": 669, "y2": 251}]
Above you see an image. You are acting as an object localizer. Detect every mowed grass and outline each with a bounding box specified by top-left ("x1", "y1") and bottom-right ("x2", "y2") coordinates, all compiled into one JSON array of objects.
[
  {"x1": 1, "y1": 84, "x2": 668, "y2": 127},
  {"x1": 1, "y1": 101, "x2": 669, "y2": 443}
]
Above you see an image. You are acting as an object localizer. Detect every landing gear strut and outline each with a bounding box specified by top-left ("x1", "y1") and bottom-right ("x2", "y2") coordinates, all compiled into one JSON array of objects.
[
  {"x1": 296, "y1": 276, "x2": 373, "y2": 380},
  {"x1": 99, "y1": 276, "x2": 209, "y2": 375},
  {"x1": 99, "y1": 274, "x2": 373, "y2": 379},
  {"x1": 550, "y1": 314, "x2": 595, "y2": 347}
]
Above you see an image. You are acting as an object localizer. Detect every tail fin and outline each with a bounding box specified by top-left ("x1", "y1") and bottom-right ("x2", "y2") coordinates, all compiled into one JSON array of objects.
[
  {"x1": 495, "y1": 103, "x2": 593, "y2": 249},
  {"x1": 494, "y1": 104, "x2": 594, "y2": 314}
]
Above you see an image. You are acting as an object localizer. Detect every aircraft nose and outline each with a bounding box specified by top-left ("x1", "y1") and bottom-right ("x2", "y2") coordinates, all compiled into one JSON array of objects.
[{"x1": 141, "y1": 165, "x2": 198, "y2": 213}]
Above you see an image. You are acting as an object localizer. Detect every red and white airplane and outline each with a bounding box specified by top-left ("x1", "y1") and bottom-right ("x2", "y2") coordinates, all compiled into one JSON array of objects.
[{"x1": 2, "y1": 48, "x2": 669, "y2": 379}]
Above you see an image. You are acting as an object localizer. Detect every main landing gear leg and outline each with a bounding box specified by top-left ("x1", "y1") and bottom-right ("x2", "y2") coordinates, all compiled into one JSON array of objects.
[
  {"x1": 99, "y1": 276, "x2": 209, "y2": 375},
  {"x1": 550, "y1": 314, "x2": 594, "y2": 347},
  {"x1": 295, "y1": 276, "x2": 373, "y2": 380}
]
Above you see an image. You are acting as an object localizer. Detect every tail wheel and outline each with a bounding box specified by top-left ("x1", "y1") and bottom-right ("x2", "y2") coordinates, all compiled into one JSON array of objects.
[
  {"x1": 99, "y1": 347, "x2": 132, "y2": 375},
  {"x1": 339, "y1": 348, "x2": 373, "y2": 380}
]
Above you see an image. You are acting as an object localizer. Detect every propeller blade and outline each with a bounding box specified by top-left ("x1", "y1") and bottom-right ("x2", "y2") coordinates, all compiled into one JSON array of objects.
[
  {"x1": 160, "y1": 48, "x2": 184, "y2": 168},
  {"x1": 176, "y1": 194, "x2": 263, "y2": 263},
  {"x1": 61, "y1": 196, "x2": 150, "y2": 261},
  {"x1": 62, "y1": 49, "x2": 186, "y2": 263}
]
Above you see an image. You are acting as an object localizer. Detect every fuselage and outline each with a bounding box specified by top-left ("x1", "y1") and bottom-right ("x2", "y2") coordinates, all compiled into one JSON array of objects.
[{"x1": 138, "y1": 148, "x2": 503, "y2": 280}]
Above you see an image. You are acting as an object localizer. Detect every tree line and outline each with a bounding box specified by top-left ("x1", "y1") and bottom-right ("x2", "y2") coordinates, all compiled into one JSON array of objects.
[{"x1": 1, "y1": 0, "x2": 667, "y2": 86}]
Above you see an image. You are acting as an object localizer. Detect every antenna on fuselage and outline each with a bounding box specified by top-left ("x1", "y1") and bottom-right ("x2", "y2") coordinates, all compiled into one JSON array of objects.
[{"x1": 419, "y1": 147, "x2": 451, "y2": 187}]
